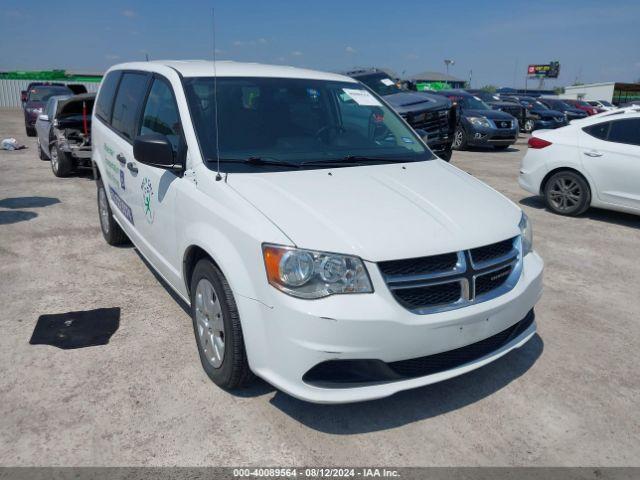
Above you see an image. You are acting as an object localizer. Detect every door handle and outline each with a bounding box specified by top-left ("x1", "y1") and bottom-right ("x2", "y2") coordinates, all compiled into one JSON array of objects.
[
  {"x1": 126, "y1": 162, "x2": 138, "y2": 174},
  {"x1": 116, "y1": 153, "x2": 126, "y2": 165},
  {"x1": 583, "y1": 151, "x2": 603, "y2": 157}
]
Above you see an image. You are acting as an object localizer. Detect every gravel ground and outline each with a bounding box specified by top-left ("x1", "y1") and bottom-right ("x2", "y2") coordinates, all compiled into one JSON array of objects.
[{"x1": 0, "y1": 108, "x2": 638, "y2": 466}]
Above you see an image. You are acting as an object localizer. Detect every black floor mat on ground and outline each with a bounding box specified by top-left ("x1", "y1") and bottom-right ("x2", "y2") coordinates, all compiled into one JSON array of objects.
[{"x1": 29, "y1": 308, "x2": 120, "y2": 350}]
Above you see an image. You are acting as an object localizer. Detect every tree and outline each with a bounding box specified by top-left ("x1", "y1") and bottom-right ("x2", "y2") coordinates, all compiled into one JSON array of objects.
[{"x1": 479, "y1": 85, "x2": 498, "y2": 93}]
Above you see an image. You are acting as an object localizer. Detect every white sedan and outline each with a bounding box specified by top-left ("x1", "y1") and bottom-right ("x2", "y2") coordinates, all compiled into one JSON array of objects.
[{"x1": 519, "y1": 107, "x2": 640, "y2": 216}]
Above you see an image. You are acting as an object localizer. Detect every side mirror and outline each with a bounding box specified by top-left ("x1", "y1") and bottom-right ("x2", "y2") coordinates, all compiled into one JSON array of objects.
[
  {"x1": 21, "y1": 91, "x2": 27, "y2": 103},
  {"x1": 133, "y1": 134, "x2": 178, "y2": 169},
  {"x1": 38, "y1": 114, "x2": 49, "y2": 122},
  {"x1": 415, "y1": 128, "x2": 429, "y2": 143}
]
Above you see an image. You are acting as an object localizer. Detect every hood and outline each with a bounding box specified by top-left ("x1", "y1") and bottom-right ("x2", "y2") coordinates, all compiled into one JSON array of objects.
[
  {"x1": 464, "y1": 108, "x2": 515, "y2": 120},
  {"x1": 565, "y1": 108, "x2": 587, "y2": 117},
  {"x1": 534, "y1": 108, "x2": 564, "y2": 118},
  {"x1": 383, "y1": 92, "x2": 450, "y2": 113},
  {"x1": 228, "y1": 161, "x2": 521, "y2": 261}
]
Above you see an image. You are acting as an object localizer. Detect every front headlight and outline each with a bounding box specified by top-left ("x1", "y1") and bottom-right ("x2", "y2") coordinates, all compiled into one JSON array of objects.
[
  {"x1": 519, "y1": 212, "x2": 533, "y2": 256},
  {"x1": 468, "y1": 116, "x2": 492, "y2": 128},
  {"x1": 262, "y1": 244, "x2": 373, "y2": 299}
]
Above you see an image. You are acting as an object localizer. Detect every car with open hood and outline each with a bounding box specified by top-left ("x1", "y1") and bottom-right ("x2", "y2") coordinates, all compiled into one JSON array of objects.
[
  {"x1": 35, "y1": 93, "x2": 95, "y2": 177},
  {"x1": 92, "y1": 60, "x2": 543, "y2": 403}
]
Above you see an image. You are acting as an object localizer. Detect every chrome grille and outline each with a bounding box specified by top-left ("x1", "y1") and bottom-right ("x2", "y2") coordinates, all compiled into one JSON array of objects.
[
  {"x1": 380, "y1": 237, "x2": 522, "y2": 314},
  {"x1": 495, "y1": 120, "x2": 513, "y2": 129}
]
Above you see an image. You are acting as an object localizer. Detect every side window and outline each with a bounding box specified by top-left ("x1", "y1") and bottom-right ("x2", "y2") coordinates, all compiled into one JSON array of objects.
[
  {"x1": 583, "y1": 122, "x2": 610, "y2": 141},
  {"x1": 139, "y1": 78, "x2": 182, "y2": 154},
  {"x1": 607, "y1": 119, "x2": 640, "y2": 146},
  {"x1": 111, "y1": 72, "x2": 149, "y2": 141},
  {"x1": 95, "y1": 71, "x2": 121, "y2": 122}
]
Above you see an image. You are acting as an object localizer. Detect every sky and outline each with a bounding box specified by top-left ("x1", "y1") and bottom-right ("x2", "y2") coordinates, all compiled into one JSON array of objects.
[{"x1": 1, "y1": 0, "x2": 639, "y2": 89}]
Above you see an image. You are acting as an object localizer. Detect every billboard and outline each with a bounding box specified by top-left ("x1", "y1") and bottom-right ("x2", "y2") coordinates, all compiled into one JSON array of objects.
[{"x1": 528, "y1": 61, "x2": 560, "y2": 78}]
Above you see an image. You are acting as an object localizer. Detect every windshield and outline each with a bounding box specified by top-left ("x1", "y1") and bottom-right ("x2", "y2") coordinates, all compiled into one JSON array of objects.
[
  {"x1": 354, "y1": 73, "x2": 401, "y2": 96},
  {"x1": 459, "y1": 96, "x2": 491, "y2": 110},
  {"x1": 27, "y1": 86, "x2": 72, "y2": 102},
  {"x1": 184, "y1": 77, "x2": 434, "y2": 172},
  {"x1": 600, "y1": 100, "x2": 613, "y2": 107}
]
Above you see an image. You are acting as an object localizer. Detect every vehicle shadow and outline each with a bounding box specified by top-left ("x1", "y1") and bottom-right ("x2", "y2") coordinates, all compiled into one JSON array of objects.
[
  {"x1": 520, "y1": 196, "x2": 640, "y2": 229},
  {"x1": 0, "y1": 210, "x2": 38, "y2": 225},
  {"x1": 29, "y1": 307, "x2": 121, "y2": 350},
  {"x1": 268, "y1": 334, "x2": 543, "y2": 434},
  {"x1": 0, "y1": 196, "x2": 60, "y2": 209}
]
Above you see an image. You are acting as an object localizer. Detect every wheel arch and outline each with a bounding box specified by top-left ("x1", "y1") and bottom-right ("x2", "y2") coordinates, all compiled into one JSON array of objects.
[{"x1": 540, "y1": 167, "x2": 593, "y2": 205}]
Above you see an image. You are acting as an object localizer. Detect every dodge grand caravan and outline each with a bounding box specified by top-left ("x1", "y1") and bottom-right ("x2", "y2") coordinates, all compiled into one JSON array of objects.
[{"x1": 93, "y1": 61, "x2": 543, "y2": 403}]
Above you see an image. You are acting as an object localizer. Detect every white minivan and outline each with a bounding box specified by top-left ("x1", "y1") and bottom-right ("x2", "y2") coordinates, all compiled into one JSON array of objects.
[{"x1": 92, "y1": 60, "x2": 543, "y2": 403}]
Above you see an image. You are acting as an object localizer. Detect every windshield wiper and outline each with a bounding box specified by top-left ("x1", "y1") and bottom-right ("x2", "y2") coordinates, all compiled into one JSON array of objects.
[
  {"x1": 300, "y1": 156, "x2": 413, "y2": 167},
  {"x1": 209, "y1": 156, "x2": 301, "y2": 168}
]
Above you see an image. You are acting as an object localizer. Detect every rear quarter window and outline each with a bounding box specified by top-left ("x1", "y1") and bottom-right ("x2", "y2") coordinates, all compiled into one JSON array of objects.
[
  {"x1": 583, "y1": 122, "x2": 610, "y2": 141},
  {"x1": 110, "y1": 72, "x2": 150, "y2": 141},
  {"x1": 607, "y1": 119, "x2": 640, "y2": 146},
  {"x1": 95, "y1": 71, "x2": 121, "y2": 123}
]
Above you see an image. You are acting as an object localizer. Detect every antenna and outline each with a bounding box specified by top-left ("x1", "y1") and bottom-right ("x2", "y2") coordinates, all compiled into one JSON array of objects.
[{"x1": 212, "y1": 7, "x2": 222, "y2": 181}]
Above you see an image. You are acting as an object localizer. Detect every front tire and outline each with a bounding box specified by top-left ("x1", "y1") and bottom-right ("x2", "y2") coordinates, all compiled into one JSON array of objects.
[
  {"x1": 452, "y1": 126, "x2": 467, "y2": 150},
  {"x1": 438, "y1": 149, "x2": 453, "y2": 162},
  {"x1": 50, "y1": 144, "x2": 73, "y2": 177},
  {"x1": 190, "y1": 259, "x2": 252, "y2": 390},
  {"x1": 37, "y1": 140, "x2": 48, "y2": 160},
  {"x1": 26, "y1": 124, "x2": 36, "y2": 137},
  {"x1": 523, "y1": 119, "x2": 535, "y2": 133},
  {"x1": 544, "y1": 171, "x2": 591, "y2": 216},
  {"x1": 96, "y1": 178, "x2": 128, "y2": 245}
]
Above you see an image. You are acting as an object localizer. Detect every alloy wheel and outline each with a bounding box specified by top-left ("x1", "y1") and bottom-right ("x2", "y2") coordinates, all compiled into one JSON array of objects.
[
  {"x1": 50, "y1": 147, "x2": 59, "y2": 173},
  {"x1": 453, "y1": 129, "x2": 464, "y2": 148},
  {"x1": 548, "y1": 176, "x2": 582, "y2": 212},
  {"x1": 195, "y1": 278, "x2": 225, "y2": 368},
  {"x1": 98, "y1": 187, "x2": 110, "y2": 235}
]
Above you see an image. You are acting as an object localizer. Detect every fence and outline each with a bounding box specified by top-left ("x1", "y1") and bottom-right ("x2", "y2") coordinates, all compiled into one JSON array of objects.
[{"x1": 0, "y1": 79, "x2": 101, "y2": 108}]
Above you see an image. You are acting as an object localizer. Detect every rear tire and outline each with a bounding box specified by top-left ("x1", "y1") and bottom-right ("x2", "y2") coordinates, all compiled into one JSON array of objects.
[
  {"x1": 26, "y1": 125, "x2": 36, "y2": 137},
  {"x1": 37, "y1": 140, "x2": 48, "y2": 160},
  {"x1": 544, "y1": 171, "x2": 591, "y2": 216},
  {"x1": 452, "y1": 126, "x2": 467, "y2": 150},
  {"x1": 50, "y1": 144, "x2": 73, "y2": 177},
  {"x1": 96, "y1": 178, "x2": 128, "y2": 245},
  {"x1": 523, "y1": 119, "x2": 535, "y2": 133},
  {"x1": 190, "y1": 259, "x2": 252, "y2": 390}
]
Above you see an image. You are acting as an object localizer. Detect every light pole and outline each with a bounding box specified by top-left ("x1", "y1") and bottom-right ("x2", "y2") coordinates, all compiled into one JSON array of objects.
[{"x1": 444, "y1": 59, "x2": 455, "y2": 75}]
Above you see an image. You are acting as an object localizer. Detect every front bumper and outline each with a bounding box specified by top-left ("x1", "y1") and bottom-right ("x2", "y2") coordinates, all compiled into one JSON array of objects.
[
  {"x1": 238, "y1": 251, "x2": 543, "y2": 403},
  {"x1": 466, "y1": 125, "x2": 518, "y2": 147}
]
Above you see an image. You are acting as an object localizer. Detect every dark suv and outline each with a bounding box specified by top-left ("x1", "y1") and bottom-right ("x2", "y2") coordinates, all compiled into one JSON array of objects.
[
  {"x1": 538, "y1": 97, "x2": 588, "y2": 121},
  {"x1": 435, "y1": 90, "x2": 518, "y2": 150},
  {"x1": 467, "y1": 90, "x2": 527, "y2": 129},
  {"x1": 22, "y1": 83, "x2": 87, "y2": 136},
  {"x1": 501, "y1": 96, "x2": 567, "y2": 133},
  {"x1": 347, "y1": 69, "x2": 455, "y2": 161}
]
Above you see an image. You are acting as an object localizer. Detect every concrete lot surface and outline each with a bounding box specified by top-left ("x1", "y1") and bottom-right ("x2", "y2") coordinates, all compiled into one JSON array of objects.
[{"x1": 0, "y1": 108, "x2": 638, "y2": 466}]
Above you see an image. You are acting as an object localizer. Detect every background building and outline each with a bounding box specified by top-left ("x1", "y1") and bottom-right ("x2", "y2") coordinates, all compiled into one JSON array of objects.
[
  {"x1": 410, "y1": 71, "x2": 466, "y2": 90},
  {"x1": 560, "y1": 82, "x2": 640, "y2": 105}
]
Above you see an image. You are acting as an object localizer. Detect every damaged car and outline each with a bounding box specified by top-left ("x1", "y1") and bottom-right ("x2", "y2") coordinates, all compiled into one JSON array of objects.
[{"x1": 35, "y1": 93, "x2": 95, "y2": 177}]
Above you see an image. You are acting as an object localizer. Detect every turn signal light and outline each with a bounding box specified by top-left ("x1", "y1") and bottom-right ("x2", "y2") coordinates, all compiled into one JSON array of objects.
[{"x1": 528, "y1": 137, "x2": 552, "y2": 149}]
